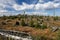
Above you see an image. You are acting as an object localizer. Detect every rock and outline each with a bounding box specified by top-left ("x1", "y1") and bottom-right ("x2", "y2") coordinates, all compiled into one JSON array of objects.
[{"x1": 52, "y1": 26, "x2": 58, "y2": 32}]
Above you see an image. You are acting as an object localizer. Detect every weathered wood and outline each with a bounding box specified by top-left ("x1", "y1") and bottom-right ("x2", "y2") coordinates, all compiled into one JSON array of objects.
[
  {"x1": 51, "y1": 26, "x2": 58, "y2": 32},
  {"x1": 0, "y1": 29, "x2": 32, "y2": 40}
]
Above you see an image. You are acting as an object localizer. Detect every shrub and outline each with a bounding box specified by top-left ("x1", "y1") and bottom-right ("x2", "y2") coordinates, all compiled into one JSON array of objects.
[
  {"x1": 34, "y1": 22, "x2": 41, "y2": 28},
  {"x1": 21, "y1": 20, "x2": 27, "y2": 26},
  {"x1": 34, "y1": 23, "x2": 47, "y2": 29},
  {"x1": 8, "y1": 16, "x2": 18, "y2": 19},
  {"x1": 54, "y1": 16, "x2": 59, "y2": 21},
  {"x1": 20, "y1": 15, "x2": 25, "y2": 19},
  {"x1": 40, "y1": 24, "x2": 47, "y2": 29},
  {"x1": 2, "y1": 15, "x2": 7, "y2": 20},
  {"x1": 56, "y1": 31, "x2": 60, "y2": 40},
  {"x1": 46, "y1": 17, "x2": 50, "y2": 21},
  {"x1": 15, "y1": 21, "x2": 20, "y2": 26},
  {"x1": 29, "y1": 20, "x2": 34, "y2": 27},
  {"x1": 39, "y1": 16, "x2": 43, "y2": 19},
  {"x1": 1, "y1": 22, "x2": 7, "y2": 25},
  {"x1": 18, "y1": 17, "x2": 21, "y2": 20}
]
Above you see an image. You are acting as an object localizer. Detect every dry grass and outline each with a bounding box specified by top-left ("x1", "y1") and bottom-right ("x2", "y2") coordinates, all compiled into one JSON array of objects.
[
  {"x1": 0, "y1": 15, "x2": 60, "y2": 40},
  {"x1": 0, "y1": 26, "x2": 57, "y2": 40}
]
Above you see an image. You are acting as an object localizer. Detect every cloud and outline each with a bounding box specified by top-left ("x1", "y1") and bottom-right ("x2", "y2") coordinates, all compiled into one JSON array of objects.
[
  {"x1": 25, "y1": 11, "x2": 48, "y2": 15},
  {"x1": 12, "y1": 2, "x2": 34, "y2": 10},
  {"x1": 32, "y1": 12, "x2": 48, "y2": 15},
  {"x1": 0, "y1": 0, "x2": 16, "y2": 5},
  {"x1": 0, "y1": 10, "x2": 8, "y2": 12},
  {"x1": 0, "y1": 0, "x2": 60, "y2": 16},
  {"x1": 35, "y1": 1, "x2": 60, "y2": 10},
  {"x1": 0, "y1": 0, "x2": 16, "y2": 11},
  {"x1": 0, "y1": 0, "x2": 16, "y2": 16},
  {"x1": 54, "y1": 0, "x2": 60, "y2": 2},
  {"x1": 12, "y1": 1, "x2": 60, "y2": 11},
  {"x1": 0, "y1": 0, "x2": 60, "y2": 11}
]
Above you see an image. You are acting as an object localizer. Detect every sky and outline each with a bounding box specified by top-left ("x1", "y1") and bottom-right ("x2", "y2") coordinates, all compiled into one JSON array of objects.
[{"x1": 0, "y1": 0, "x2": 60, "y2": 16}]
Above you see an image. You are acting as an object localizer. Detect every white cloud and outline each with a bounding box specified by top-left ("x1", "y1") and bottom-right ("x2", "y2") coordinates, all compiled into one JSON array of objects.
[
  {"x1": 12, "y1": 1, "x2": 60, "y2": 11},
  {"x1": 35, "y1": 1, "x2": 60, "y2": 10},
  {"x1": 54, "y1": 0, "x2": 60, "y2": 2},
  {"x1": 0, "y1": 0, "x2": 16, "y2": 16},
  {"x1": 25, "y1": 12, "x2": 48, "y2": 15},
  {"x1": 0, "y1": 0, "x2": 16, "y2": 10},
  {"x1": 54, "y1": 3, "x2": 60, "y2": 8},
  {"x1": 0, "y1": 4, "x2": 6, "y2": 9},
  {"x1": 12, "y1": 2, "x2": 34, "y2": 10},
  {"x1": 32, "y1": 12, "x2": 47, "y2": 15},
  {"x1": 0, "y1": 10, "x2": 8, "y2": 12},
  {"x1": 0, "y1": 0, "x2": 16, "y2": 5}
]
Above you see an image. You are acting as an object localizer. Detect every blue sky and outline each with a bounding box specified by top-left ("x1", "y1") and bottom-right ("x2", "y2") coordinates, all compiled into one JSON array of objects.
[{"x1": 0, "y1": 0, "x2": 60, "y2": 16}]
